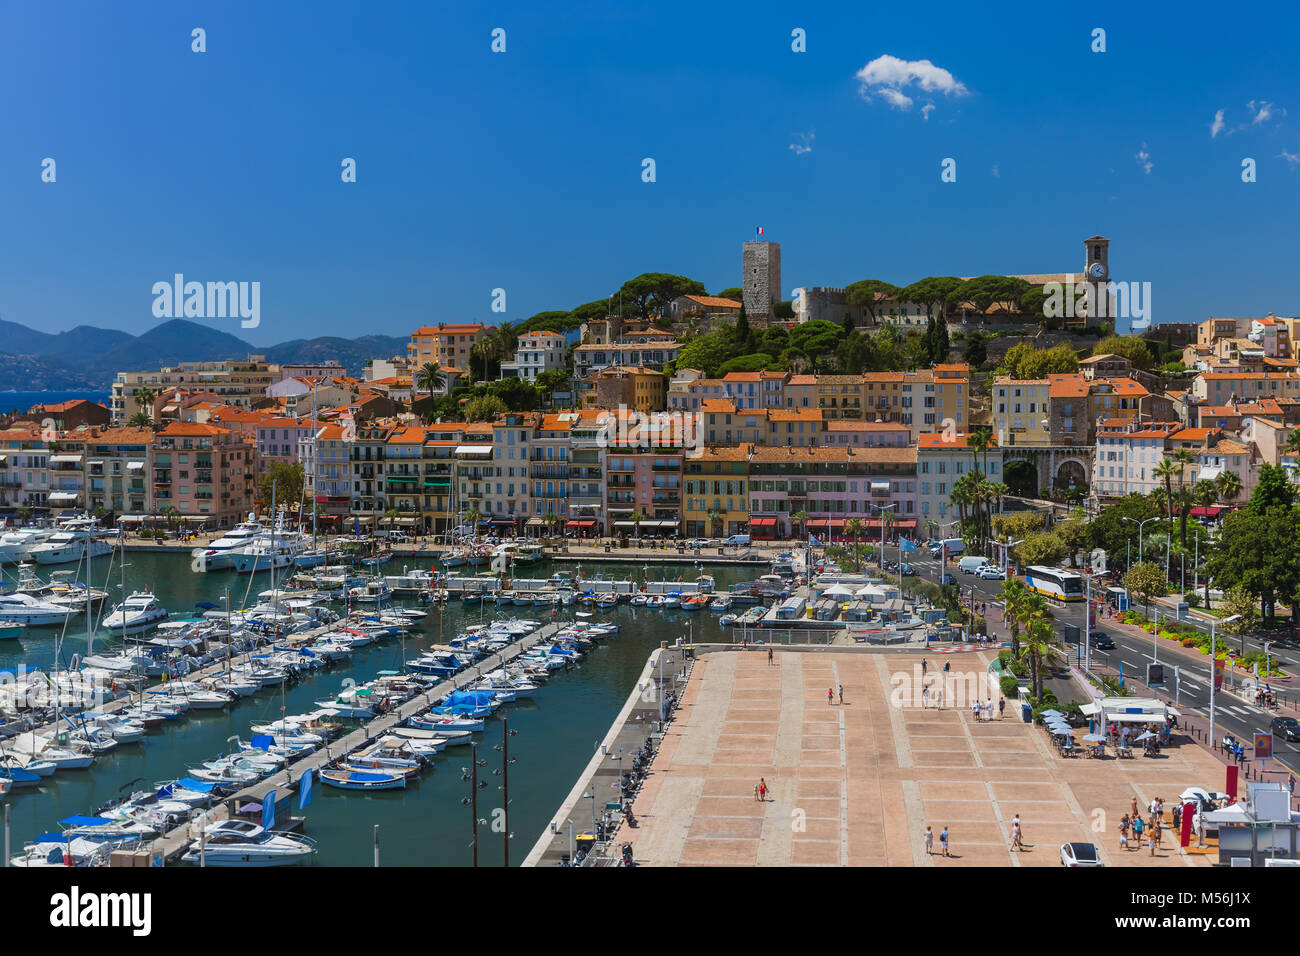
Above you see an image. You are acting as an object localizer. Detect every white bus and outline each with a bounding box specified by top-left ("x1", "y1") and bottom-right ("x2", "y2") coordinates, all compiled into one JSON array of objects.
[{"x1": 1024, "y1": 566, "x2": 1084, "y2": 602}]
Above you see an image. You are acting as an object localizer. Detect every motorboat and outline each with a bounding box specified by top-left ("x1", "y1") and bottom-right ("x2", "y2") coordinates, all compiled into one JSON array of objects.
[
  {"x1": 719, "y1": 613, "x2": 738, "y2": 626},
  {"x1": 710, "y1": 595, "x2": 734, "y2": 612},
  {"x1": 10, "y1": 835, "x2": 117, "y2": 867},
  {"x1": 13, "y1": 567, "x2": 108, "y2": 610},
  {"x1": 102, "y1": 591, "x2": 169, "y2": 635},
  {"x1": 232, "y1": 530, "x2": 306, "y2": 574},
  {"x1": 596, "y1": 594, "x2": 619, "y2": 610},
  {"x1": 681, "y1": 595, "x2": 708, "y2": 611},
  {"x1": 645, "y1": 594, "x2": 665, "y2": 609},
  {"x1": 0, "y1": 527, "x2": 59, "y2": 564},
  {"x1": 181, "y1": 820, "x2": 317, "y2": 866},
  {"x1": 630, "y1": 593, "x2": 648, "y2": 607},
  {"x1": 0, "y1": 592, "x2": 78, "y2": 626},
  {"x1": 0, "y1": 621, "x2": 23, "y2": 640}
]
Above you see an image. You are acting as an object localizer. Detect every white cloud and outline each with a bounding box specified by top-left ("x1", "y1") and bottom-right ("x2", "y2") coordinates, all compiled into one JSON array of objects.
[
  {"x1": 789, "y1": 131, "x2": 814, "y2": 156},
  {"x1": 1210, "y1": 109, "x2": 1225, "y2": 138},
  {"x1": 1279, "y1": 149, "x2": 1300, "y2": 169},
  {"x1": 855, "y1": 54, "x2": 968, "y2": 116},
  {"x1": 1248, "y1": 99, "x2": 1285, "y2": 125},
  {"x1": 1135, "y1": 143, "x2": 1153, "y2": 174}
]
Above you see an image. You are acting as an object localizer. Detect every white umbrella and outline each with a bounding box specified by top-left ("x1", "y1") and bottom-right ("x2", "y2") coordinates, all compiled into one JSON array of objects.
[
  {"x1": 1135, "y1": 730, "x2": 1156, "y2": 742},
  {"x1": 1083, "y1": 733, "x2": 1106, "y2": 742},
  {"x1": 823, "y1": 584, "x2": 854, "y2": 598}
]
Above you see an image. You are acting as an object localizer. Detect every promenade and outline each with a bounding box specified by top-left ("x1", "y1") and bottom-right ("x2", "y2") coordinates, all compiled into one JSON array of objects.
[{"x1": 611, "y1": 647, "x2": 1225, "y2": 867}]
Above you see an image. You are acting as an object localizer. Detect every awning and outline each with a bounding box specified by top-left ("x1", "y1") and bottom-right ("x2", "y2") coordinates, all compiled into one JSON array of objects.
[
  {"x1": 1190, "y1": 505, "x2": 1225, "y2": 517},
  {"x1": 127, "y1": 461, "x2": 145, "y2": 470},
  {"x1": 893, "y1": 519, "x2": 917, "y2": 529},
  {"x1": 808, "y1": 518, "x2": 848, "y2": 529},
  {"x1": 614, "y1": 521, "x2": 637, "y2": 529},
  {"x1": 86, "y1": 459, "x2": 104, "y2": 466},
  {"x1": 565, "y1": 520, "x2": 596, "y2": 528},
  {"x1": 47, "y1": 492, "x2": 79, "y2": 501},
  {"x1": 455, "y1": 445, "x2": 494, "y2": 456},
  {"x1": 750, "y1": 517, "x2": 778, "y2": 527},
  {"x1": 395, "y1": 518, "x2": 416, "y2": 526},
  {"x1": 387, "y1": 476, "x2": 417, "y2": 483},
  {"x1": 49, "y1": 454, "x2": 82, "y2": 463},
  {"x1": 118, "y1": 515, "x2": 146, "y2": 523},
  {"x1": 315, "y1": 495, "x2": 350, "y2": 503},
  {"x1": 526, "y1": 517, "x2": 546, "y2": 526},
  {"x1": 489, "y1": 518, "x2": 517, "y2": 526},
  {"x1": 355, "y1": 516, "x2": 374, "y2": 525},
  {"x1": 1198, "y1": 465, "x2": 1224, "y2": 481},
  {"x1": 183, "y1": 516, "x2": 209, "y2": 523}
]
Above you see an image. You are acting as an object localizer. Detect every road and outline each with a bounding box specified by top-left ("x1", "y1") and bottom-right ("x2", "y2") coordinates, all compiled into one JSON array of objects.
[{"x1": 901, "y1": 552, "x2": 1300, "y2": 777}]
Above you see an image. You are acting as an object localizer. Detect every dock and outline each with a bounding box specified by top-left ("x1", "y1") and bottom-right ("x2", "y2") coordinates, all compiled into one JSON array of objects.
[{"x1": 119, "y1": 621, "x2": 568, "y2": 865}]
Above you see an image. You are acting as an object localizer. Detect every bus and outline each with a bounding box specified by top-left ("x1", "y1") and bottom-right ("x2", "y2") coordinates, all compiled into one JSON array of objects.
[{"x1": 1024, "y1": 566, "x2": 1084, "y2": 602}]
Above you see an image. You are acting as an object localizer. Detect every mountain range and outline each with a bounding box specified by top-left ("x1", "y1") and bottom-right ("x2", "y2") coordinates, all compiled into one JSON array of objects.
[{"x1": 0, "y1": 318, "x2": 410, "y2": 390}]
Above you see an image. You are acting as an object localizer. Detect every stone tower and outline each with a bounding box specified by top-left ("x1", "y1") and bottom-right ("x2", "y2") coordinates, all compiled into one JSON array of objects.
[{"x1": 742, "y1": 240, "x2": 781, "y2": 325}]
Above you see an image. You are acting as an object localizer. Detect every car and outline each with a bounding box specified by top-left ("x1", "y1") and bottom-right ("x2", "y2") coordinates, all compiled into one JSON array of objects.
[
  {"x1": 939, "y1": 573, "x2": 956, "y2": 586},
  {"x1": 1272, "y1": 716, "x2": 1300, "y2": 742},
  {"x1": 977, "y1": 566, "x2": 1003, "y2": 580},
  {"x1": 1060, "y1": 842, "x2": 1102, "y2": 867},
  {"x1": 901, "y1": 563, "x2": 914, "y2": 576}
]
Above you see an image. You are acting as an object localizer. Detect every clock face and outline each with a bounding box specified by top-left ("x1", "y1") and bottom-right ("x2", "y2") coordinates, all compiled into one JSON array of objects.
[{"x1": 1088, "y1": 262, "x2": 1107, "y2": 279}]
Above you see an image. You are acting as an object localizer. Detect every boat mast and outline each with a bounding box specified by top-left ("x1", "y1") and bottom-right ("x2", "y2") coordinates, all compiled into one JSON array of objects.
[
  {"x1": 270, "y1": 480, "x2": 278, "y2": 621},
  {"x1": 312, "y1": 381, "x2": 319, "y2": 554}
]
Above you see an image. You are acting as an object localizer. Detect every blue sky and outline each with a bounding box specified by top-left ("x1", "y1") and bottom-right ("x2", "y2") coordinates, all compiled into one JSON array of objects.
[{"x1": 2, "y1": 0, "x2": 1299, "y2": 345}]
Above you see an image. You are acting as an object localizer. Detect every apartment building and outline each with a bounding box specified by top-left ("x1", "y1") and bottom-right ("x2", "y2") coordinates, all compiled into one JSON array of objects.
[
  {"x1": 0, "y1": 424, "x2": 49, "y2": 513},
  {"x1": 306, "y1": 424, "x2": 354, "y2": 525},
  {"x1": 992, "y1": 377, "x2": 1051, "y2": 445},
  {"x1": 1192, "y1": 371, "x2": 1300, "y2": 404},
  {"x1": 592, "y1": 366, "x2": 666, "y2": 413},
  {"x1": 112, "y1": 356, "x2": 279, "y2": 421},
  {"x1": 916, "y1": 432, "x2": 1003, "y2": 525},
  {"x1": 683, "y1": 444, "x2": 750, "y2": 537},
  {"x1": 528, "y1": 413, "x2": 572, "y2": 530},
  {"x1": 486, "y1": 412, "x2": 539, "y2": 530},
  {"x1": 821, "y1": 420, "x2": 911, "y2": 448},
  {"x1": 407, "y1": 323, "x2": 492, "y2": 371},
  {"x1": 700, "y1": 401, "x2": 766, "y2": 445},
  {"x1": 1090, "y1": 419, "x2": 1183, "y2": 498},
  {"x1": 151, "y1": 422, "x2": 256, "y2": 528},
  {"x1": 566, "y1": 410, "x2": 607, "y2": 533},
  {"x1": 499, "y1": 331, "x2": 567, "y2": 383},
  {"x1": 85, "y1": 426, "x2": 154, "y2": 516},
  {"x1": 766, "y1": 408, "x2": 824, "y2": 447}
]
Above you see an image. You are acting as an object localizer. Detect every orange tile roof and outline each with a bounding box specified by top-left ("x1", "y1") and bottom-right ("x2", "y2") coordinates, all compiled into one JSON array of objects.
[
  {"x1": 767, "y1": 408, "x2": 824, "y2": 422},
  {"x1": 411, "y1": 323, "x2": 490, "y2": 335},
  {"x1": 1170, "y1": 428, "x2": 1214, "y2": 442},
  {"x1": 682, "y1": 295, "x2": 742, "y2": 309},
  {"x1": 745, "y1": 445, "x2": 915, "y2": 464},
  {"x1": 1048, "y1": 373, "x2": 1088, "y2": 398},
  {"x1": 156, "y1": 422, "x2": 230, "y2": 438},
  {"x1": 701, "y1": 399, "x2": 739, "y2": 414},
  {"x1": 786, "y1": 375, "x2": 818, "y2": 386},
  {"x1": 721, "y1": 371, "x2": 763, "y2": 382},
  {"x1": 917, "y1": 431, "x2": 1000, "y2": 449}
]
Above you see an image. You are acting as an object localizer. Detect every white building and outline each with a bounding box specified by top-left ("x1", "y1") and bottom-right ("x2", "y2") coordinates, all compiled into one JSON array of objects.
[
  {"x1": 916, "y1": 431, "x2": 1003, "y2": 525},
  {"x1": 500, "y1": 331, "x2": 567, "y2": 383}
]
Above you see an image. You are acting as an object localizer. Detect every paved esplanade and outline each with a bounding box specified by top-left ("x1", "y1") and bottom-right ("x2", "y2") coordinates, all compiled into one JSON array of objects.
[{"x1": 619, "y1": 648, "x2": 1224, "y2": 866}]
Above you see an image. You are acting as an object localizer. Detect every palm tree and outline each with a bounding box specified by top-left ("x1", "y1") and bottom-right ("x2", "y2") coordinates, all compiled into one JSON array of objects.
[
  {"x1": 1286, "y1": 428, "x2": 1300, "y2": 459},
  {"x1": 127, "y1": 412, "x2": 153, "y2": 429},
  {"x1": 415, "y1": 362, "x2": 446, "y2": 401},
  {"x1": 1153, "y1": 456, "x2": 1179, "y2": 534},
  {"x1": 132, "y1": 386, "x2": 157, "y2": 422},
  {"x1": 466, "y1": 506, "x2": 482, "y2": 542},
  {"x1": 1023, "y1": 614, "x2": 1063, "y2": 703},
  {"x1": 706, "y1": 509, "x2": 724, "y2": 539},
  {"x1": 998, "y1": 578, "x2": 1032, "y2": 661},
  {"x1": 629, "y1": 511, "x2": 646, "y2": 539},
  {"x1": 470, "y1": 340, "x2": 499, "y2": 383},
  {"x1": 543, "y1": 512, "x2": 561, "y2": 540},
  {"x1": 1175, "y1": 484, "x2": 1197, "y2": 550},
  {"x1": 1216, "y1": 470, "x2": 1242, "y2": 504},
  {"x1": 791, "y1": 509, "x2": 809, "y2": 541},
  {"x1": 845, "y1": 518, "x2": 866, "y2": 572},
  {"x1": 966, "y1": 426, "x2": 994, "y2": 477}
]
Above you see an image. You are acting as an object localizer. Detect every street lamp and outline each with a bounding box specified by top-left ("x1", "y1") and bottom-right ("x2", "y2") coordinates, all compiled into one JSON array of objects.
[
  {"x1": 1209, "y1": 614, "x2": 1241, "y2": 753},
  {"x1": 1123, "y1": 516, "x2": 1160, "y2": 565}
]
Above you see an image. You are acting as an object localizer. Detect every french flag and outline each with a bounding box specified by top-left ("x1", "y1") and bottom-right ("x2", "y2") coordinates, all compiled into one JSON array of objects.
[{"x1": 756, "y1": 226, "x2": 764, "y2": 237}]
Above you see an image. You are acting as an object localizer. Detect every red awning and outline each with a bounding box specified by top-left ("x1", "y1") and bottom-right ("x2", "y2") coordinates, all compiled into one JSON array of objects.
[
  {"x1": 315, "y1": 495, "x2": 349, "y2": 503},
  {"x1": 749, "y1": 517, "x2": 778, "y2": 527},
  {"x1": 892, "y1": 519, "x2": 917, "y2": 528},
  {"x1": 1190, "y1": 506, "x2": 1225, "y2": 517},
  {"x1": 565, "y1": 519, "x2": 596, "y2": 528},
  {"x1": 489, "y1": 518, "x2": 517, "y2": 526},
  {"x1": 808, "y1": 518, "x2": 848, "y2": 529}
]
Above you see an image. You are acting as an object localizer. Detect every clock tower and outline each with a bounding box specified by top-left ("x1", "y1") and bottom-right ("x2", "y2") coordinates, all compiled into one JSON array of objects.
[{"x1": 1083, "y1": 235, "x2": 1111, "y2": 327}]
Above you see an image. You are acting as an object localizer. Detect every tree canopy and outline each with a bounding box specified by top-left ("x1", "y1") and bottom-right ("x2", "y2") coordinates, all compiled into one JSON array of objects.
[
  {"x1": 1093, "y1": 334, "x2": 1155, "y2": 370},
  {"x1": 1000, "y1": 342, "x2": 1080, "y2": 379}
]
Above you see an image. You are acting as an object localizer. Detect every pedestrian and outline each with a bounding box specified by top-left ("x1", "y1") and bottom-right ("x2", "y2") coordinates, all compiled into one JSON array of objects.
[
  {"x1": 986, "y1": 698, "x2": 994, "y2": 722},
  {"x1": 828, "y1": 687, "x2": 834, "y2": 706},
  {"x1": 759, "y1": 778, "x2": 768, "y2": 802},
  {"x1": 754, "y1": 783, "x2": 760, "y2": 801},
  {"x1": 1118, "y1": 814, "x2": 1129, "y2": 850},
  {"x1": 838, "y1": 683, "x2": 844, "y2": 705},
  {"x1": 972, "y1": 700, "x2": 979, "y2": 721},
  {"x1": 937, "y1": 686, "x2": 944, "y2": 709},
  {"x1": 767, "y1": 647, "x2": 773, "y2": 666},
  {"x1": 1195, "y1": 811, "x2": 1206, "y2": 848},
  {"x1": 939, "y1": 826, "x2": 950, "y2": 857},
  {"x1": 924, "y1": 825, "x2": 934, "y2": 855},
  {"x1": 922, "y1": 687, "x2": 929, "y2": 709},
  {"x1": 921, "y1": 658, "x2": 928, "y2": 677},
  {"x1": 1130, "y1": 796, "x2": 1138, "y2": 819},
  {"x1": 1172, "y1": 804, "x2": 1181, "y2": 831},
  {"x1": 1010, "y1": 814, "x2": 1022, "y2": 851},
  {"x1": 943, "y1": 661, "x2": 950, "y2": 673},
  {"x1": 1133, "y1": 814, "x2": 1144, "y2": 843},
  {"x1": 998, "y1": 698, "x2": 1005, "y2": 719},
  {"x1": 1152, "y1": 819, "x2": 1161, "y2": 850},
  {"x1": 1148, "y1": 828, "x2": 1156, "y2": 857}
]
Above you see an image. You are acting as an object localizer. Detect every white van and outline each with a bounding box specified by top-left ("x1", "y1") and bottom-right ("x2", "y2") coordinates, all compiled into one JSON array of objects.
[
  {"x1": 958, "y1": 555, "x2": 990, "y2": 574},
  {"x1": 929, "y1": 538, "x2": 965, "y2": 557},
  {"x1": 726, "y1": 534, "x2": 751, "y2": 547}
]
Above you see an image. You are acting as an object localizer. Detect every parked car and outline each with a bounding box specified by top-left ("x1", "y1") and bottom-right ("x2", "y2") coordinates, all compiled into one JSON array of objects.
[
  {"x1": 939, "y1": 573, "x2": 956, "y2": 586},
  {"x1": 976, "y1": 566, "x2": 1003, "y2": 580},
  {"x1": 1092, "y1": 632, "x2": 1115, "y2": 651},
  {"x1": 1272, "y1": 716, "x2": 1300, "y2": 742},
  {"x1": 1060, "y1": 842, "x2": 1103, "y2": 867}
]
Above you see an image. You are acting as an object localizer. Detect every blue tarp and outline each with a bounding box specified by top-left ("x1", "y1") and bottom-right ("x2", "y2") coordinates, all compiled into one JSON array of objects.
[
  {"x1": 33, "y1": 832, "x2": 71, "y2": 844},
  {"x1": 175, "y1": 777, "x2": 216, "y2": 793},
  {"x1": 59, "y1": 815, "x2": 113, "y2": 827},
  {"x1": 250, "y1": 733, "x2": 274, "y2": 751}
]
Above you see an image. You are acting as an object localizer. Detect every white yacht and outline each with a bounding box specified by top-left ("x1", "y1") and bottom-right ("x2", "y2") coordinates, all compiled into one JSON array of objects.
[
  {"x1": 0, "y1": 527, "x2": 59, "y2": 564},
  {"x1": 232, "y1": 532, "x2": 306, "y2": 574},
  {"x1": 0, "y1": 592, "x2": 79, "y2": 626},
  {"x1": 28, "y1": 523, "x2": 113, "y2": 565},
  {"x1": 190, "y1": 515, "x2": 264, "y2": 572},
  {"x1": 180, "y1": 820, "x2": 317, "y2": 867},
  {"x1": 102, "y1": 591, "x2": 169, "y2": 635}
]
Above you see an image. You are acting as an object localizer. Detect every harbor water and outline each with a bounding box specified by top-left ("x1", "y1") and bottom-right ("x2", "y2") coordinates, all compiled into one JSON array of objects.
[{"x1": 0, "y1": 551, "x2": 749, "y2": 865}]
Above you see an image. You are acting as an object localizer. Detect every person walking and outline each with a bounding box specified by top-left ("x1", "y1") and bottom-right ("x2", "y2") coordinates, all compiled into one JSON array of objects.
[
  {"x1": 924, "y1": 825, "x2": 934, "y2": 856},
  {"x1": 922, "y1": 687, "x2": 930, "y2": 709},
  {"x1": 767, "y1": 647, "x2": 773, "y2": 666},
  {"x1": 921, "y1": 658, "x2": 928, "y2": 677},
  {"x1": 1010, "y1": 814, "x2": 1022, "y2": 851},
  {"x1": 1132, "y1": 814, "x2": 1144, "y2": 845},
  {"x1": 939, "y1": 826, "x2": 950, "y2": 857},
  {"x1": 998, "y1": 698, "x2": 1005, "y2": 719},
  {"x1": 972, "y1": 700, "x2": 980, "y2": 721},
  {"x1": 1118, "y1": 814, "x2": 1130, "y2": 850},
  {"x1": 838, "y1": 683, "x2": 844, "y2": 705},
  {"x1": 936, "y1": 686, "x2": 944, "y2": 710},
  {"x1": 1130, "y1": 796, "x2": 1138, "y2": 819},
  {"x1": 1148, "y1": 826, "x2": 1157, "y2": 857},
  {"x1": 759, "y1": 778, "x2": 768, "y2": 802},
  {"x1": 827, "y1": 687, "x2": 834, "y2": 706},
  {"x1": 754, "y1": 782, "x2": 760, "y2": 802},
  {"x1": 1195, "y1": 810, "x2": 1206, "y2": 848}
]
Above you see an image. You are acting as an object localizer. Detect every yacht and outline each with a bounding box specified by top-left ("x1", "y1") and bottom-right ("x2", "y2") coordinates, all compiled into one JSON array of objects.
[
  {"x1": 232, "y1": 532, "x2": 306, "y2": 574},
  {"x1": 0, "y1": 592, "x2": 79, "y2": 626},
  {"x1": 190, "y1": 515, "x2": 264, "y2": 572},
  {"x1": 102, "y1": 591, "x2": 169, "y2": 635},
  {"x1": 14, "y1": 567, "x2": 108, "y2": 610},
  {"x1": 0, "y1": 527, "x2": 59, "y2": 564},
  {"x1": 28, "y1": 525, "x2": 113, "y2": 565}
]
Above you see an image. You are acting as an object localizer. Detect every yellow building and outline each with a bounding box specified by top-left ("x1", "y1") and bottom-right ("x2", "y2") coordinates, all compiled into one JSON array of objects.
[
  {"x1": 683, "y1": 444, "x2": 751, "y2": 537},
  {"x1": 992, "y1": 376, "x2": 1051, "y2": 446},
  {"x1": 589, "y1": 366, "x2": 666, "y2": 413},
  {"x1": 407, "y1": 323, "x2": 492, "y2": 370}
]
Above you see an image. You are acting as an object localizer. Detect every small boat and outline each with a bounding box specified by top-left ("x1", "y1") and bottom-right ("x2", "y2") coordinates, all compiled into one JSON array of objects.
[
  {"x1": 645, "y1": 594, "x2": 665, "y2": 609},
  {"x1": 710, "y1": 595, "x2": 734, "y2": 612},
  {"x1": 681, "y1": 595, "x2": 708, "y2": 611},
  {"x1": 663, "y1": 594, "x2": 681, "y2": 609},
  {"x1": 629, "y1": 594, "x2": 647, "y2": 607},
  {"x1": 596, "y1": 594, "x2": 619, "y2": 610},
  {"x1": 102, "y1": 591, "x2": 169, "y2": 634},
  {"x1": 0, "y1": 621, "x2": 24, "y2": 640},
  {"x1": 719, "y1": 614, "x2": 738, "y2": 627},
  {"x1": 320, "y1": 768, "x2": 407, "y2": 791}
]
